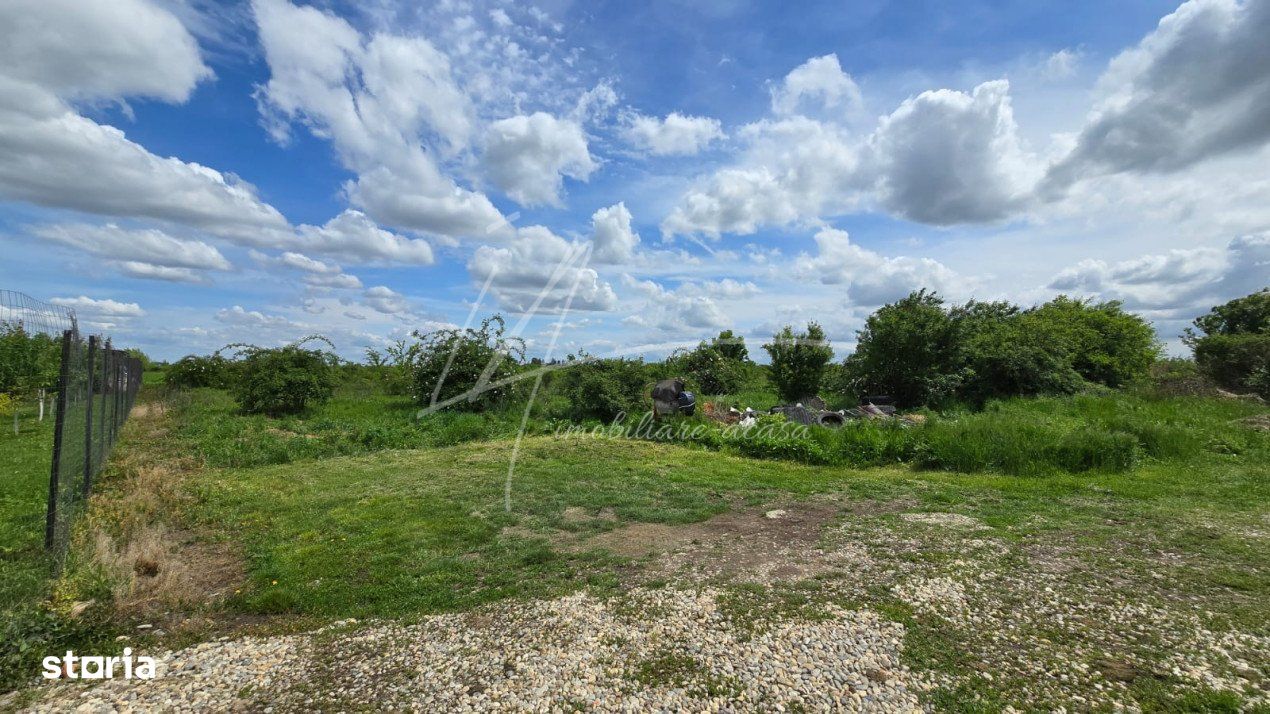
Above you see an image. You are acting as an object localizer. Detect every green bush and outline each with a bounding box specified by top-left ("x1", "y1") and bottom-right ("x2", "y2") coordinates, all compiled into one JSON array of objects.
[
  {"x1": 1145, "y1": 358, "x2": 1214, "y2": 397},
  {"x1": 710, "y1": 329, "x2": 749, "y2": 362},
  {"x1": 764, "y1": 322, "x2": 834, "y2": 402},
  {"x1": 412, "y1": 315, "x2": 524, "y2": 412},
  {"x1": 843, "y1": 290, "x2": 964, "y2": 408},
  {"x1": 955, "y1": 301, "x2": 1083, "y2": 405},
  {"x1": 1193, "y1": 333, "x2": 1270, "y2": 397},
  {"x1": 1029, "y1": 295, "x2": 1159, "y2": 388},
  {"x1": 229, "y1": 337, "x2": 338, "y2": 416},
  {"x1": 364, "y1": 338, "x2": 420, "y2": 396},
  {"x1": 667, "y1": 342, "x2": 746, "y2": 396},
  {"x1": 165, "y1": 354, "x2": 236, "y2": 389},
  {"x1": 553, "y1": 357, "x2": 650, "y2": 422},
  {"x1": 841, "y1": 291, "x2": 1158, "y2": 408},
  {"x1": 1185, "y1": 289, "x2": 1270, "y2": 398}
]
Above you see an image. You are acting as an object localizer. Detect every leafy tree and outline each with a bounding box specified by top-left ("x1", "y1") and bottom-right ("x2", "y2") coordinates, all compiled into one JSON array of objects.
[
  {"x1": 227, "y1": 336, "x2": 338, "y2": 416},
  {"x1": 953, "y1": 301, "x2": 1083, "y2": 405},
  {"x1": 1183, "y1": 288, "x2": 1270, "y2": 397},
  {"x1": 842, "y1": 291, "x2": 1153, "y2": 408},
  {"x1": 124, "y1": 348, "x2": 152, "y2": 371},
  {"x1": 0, "y1": 322, "x2": 61, "y2": 395},
  {"x1": 1192, "y1": 333, "x2": 1270, "y2": 397},
  {"x1": 764, "y1": 322, "x2": 834, "y2": 402},
  {"x1": 1184, "y1": 288, "x2": 1270, "y2": 343},
  {"x1": 710, "y1": 330, "x2": 749, "y2": 363},
  {"x1": 667, "y1": 341, "x2": 746, "y2": 395},
  {"x1": 412, "y1": 315, "x2": 525, "y2": 411},
  {"x1": 843, "y1": 290, "x2": 963, "y2": 407},
  {"x1": 1029, "y1": 296, "x2": 1159, "y2": 388}
]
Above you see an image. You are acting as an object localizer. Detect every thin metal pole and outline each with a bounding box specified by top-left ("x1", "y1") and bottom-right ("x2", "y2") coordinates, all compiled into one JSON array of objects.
[
  {"x1": 45, "y1": 330, "x2": 73, "y2": 551},
  {"x1": 83, "y1": 336, "x2": 97, "y2": 500},
  {"x1": 99, "y1": 341, "x2": 109, "y2": 462},
  {"x1": 113, "y1": 350, "x2": 120, "y2": 442}
]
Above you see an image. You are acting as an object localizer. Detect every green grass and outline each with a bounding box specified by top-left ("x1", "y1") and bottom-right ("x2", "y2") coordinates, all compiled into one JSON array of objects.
[
  {"x1": 170, "y1": 386, "x2": 553, "y2": 468},
  {"x1": 190, "y1": 437, "x2": 857, "y2": 616},
  {"x1": 188, "y1": 413, "x2": 1268, "y2": 620},
  {"x1": 0, "y1": 402, "x2": 53, "y2": 611},
  {"x1": 172, "y1": 382, "x2": 1269, "y2": 479},
  {"x1": 10, "y1": 378, "x2": 1267, "y2": 706},
  {"x1": 0, "y1": 400, "x2": 117, "y2": 693}
]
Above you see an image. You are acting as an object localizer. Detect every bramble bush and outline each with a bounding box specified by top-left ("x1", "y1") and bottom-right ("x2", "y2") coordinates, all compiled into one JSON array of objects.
[
  {"x1": 764, "y1": 323, "x2": 834, "y2": 402},
  {"x1": 364, "y1": 338, "x2": 420, "y2": 396},
  {"x1": 227, "y1": 336, "x2": 338, "y2": 416},
  {"x1": 412, "y1": 315, "x2": 525, "y2": 412},
  {"x1": 552, "y1": 357, "x2": 650, "y2": 422},
  {"x1": 165, "y1": 354, "x2": 236, "y2": 390}
]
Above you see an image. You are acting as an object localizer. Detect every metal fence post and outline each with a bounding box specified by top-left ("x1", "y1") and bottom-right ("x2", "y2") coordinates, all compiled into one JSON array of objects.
[
  {"x1": 112, "y1": 350, "x2": 120, "y2": 444},
  {"x1": 100, "y1": 340, "x2": 110, "y2": 464},
  {"x1": 45, "y1": 330, "x2": 73, "y2": 551},
  {"x1": 83, "y1": 335, "x2": 97, "y2": 500}
]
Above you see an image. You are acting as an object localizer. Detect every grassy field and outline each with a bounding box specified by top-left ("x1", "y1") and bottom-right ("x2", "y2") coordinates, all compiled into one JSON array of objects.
[
  {"x1": 0, "y1": 401, "x2": 117, "y2": 694},
  {"x1": 0, "y1": 402, "x2": 54, "y2": 613},
  {"x1": 4, "y1": 378, "x2": 1269, "y2": 709}
]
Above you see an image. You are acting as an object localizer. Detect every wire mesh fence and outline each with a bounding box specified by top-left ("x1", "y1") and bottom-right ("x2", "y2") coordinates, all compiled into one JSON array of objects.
[
  {"x1": 44, "y1": 333, "x2": 143, "y2": 554},
  {"x1": 2, "y1": 290, "x2": 142, "y2": 557},
  {"x1": 2, "y1": 290, "x2": 77, "y2": 430}
]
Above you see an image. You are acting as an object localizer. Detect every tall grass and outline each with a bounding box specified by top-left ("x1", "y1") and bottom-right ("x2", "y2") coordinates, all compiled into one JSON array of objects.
[
  {"x1": 171, "y1": 388, "x2": 549, "y2": 468},
  {"x1": 169, "y1": 379, "x2": 1267, "y2": 477},
  {"x1": 654, "y1": 393, "x2": 1266, "y2": 476}
]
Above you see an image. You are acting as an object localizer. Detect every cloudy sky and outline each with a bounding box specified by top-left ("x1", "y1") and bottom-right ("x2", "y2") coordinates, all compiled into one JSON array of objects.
[{"x1": 1, "y1": 0, "x2": 1267, "y2": 361}]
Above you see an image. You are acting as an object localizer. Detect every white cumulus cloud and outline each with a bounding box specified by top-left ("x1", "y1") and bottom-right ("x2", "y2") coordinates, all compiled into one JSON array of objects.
[
  {"x1": 482, "y1": 112, "x2": 596, "y2": 207},
  {"x1": 624, "y1": 112, "x2": 725, "y2": 156},
  {"x1": 590, "y1": 202, "x2": 641, "y2": 264}
]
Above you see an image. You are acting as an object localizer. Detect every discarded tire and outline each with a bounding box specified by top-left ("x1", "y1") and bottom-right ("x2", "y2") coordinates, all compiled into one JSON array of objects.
[{"x1": 816, "y1": 412, "x2": 845, "y2": 428}]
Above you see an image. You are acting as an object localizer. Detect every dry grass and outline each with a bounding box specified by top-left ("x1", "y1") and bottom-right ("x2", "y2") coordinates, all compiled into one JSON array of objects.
[{"x1": 67, "y1": 392, "x2": 245, "y2": 617}]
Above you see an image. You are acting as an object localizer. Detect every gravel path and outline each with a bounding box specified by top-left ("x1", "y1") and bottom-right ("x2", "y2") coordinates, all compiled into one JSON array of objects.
[{"x1": 24, "y1": 588, "x2": 930, "y2": 713}]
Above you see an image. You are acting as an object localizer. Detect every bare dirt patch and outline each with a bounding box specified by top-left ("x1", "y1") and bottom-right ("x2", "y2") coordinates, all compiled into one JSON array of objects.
[{"x1": 569, "y1": 501, "x2": 905, "y2": 585}]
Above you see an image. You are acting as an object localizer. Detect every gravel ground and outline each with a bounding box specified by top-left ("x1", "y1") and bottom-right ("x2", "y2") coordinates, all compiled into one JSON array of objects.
[
  {"x1": 19, "y1": 508, "x2": 1270, "y2": 712},
  {"x1": 24, "y1": 588, "x2": 931, "y2": 712}
]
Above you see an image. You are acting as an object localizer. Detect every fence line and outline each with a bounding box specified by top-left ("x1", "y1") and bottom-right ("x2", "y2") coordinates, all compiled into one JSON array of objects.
[
  {"x1": 2, "y1": 289, "x2": 142, "y2": 556},
  {"x1": 44, "y1": 330, "x2": 143, "y2": 553},
  {"x1": 0, "y1": 289, "x2": 77, "y2": 337}
]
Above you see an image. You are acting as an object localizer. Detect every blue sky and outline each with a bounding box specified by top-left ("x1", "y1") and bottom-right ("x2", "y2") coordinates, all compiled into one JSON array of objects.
[{"x1": 1, "y1": 0, "x2": 1267, "y2": 361}]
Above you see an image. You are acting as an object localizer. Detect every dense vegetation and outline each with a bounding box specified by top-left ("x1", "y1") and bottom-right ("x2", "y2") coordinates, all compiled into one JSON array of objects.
[
  {"x1": 227, "y1": 337, "x2": 339, "y2": 416},
  {"x1": 843, "y1": 291, "x2": 1160, "y2": 407},
  {"x1": 1186, "y1": 288, "x2": 1270, "y2": 398},
  {"x1": 0, "y1": 322, "x2": 61, "y2": 396},
  {"x1": 411, "y1": 315, "x2": 525, "y2": 411}
]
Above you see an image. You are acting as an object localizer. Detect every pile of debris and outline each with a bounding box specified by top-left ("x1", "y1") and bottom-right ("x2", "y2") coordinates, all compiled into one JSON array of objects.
[{"x1": 699, "y1": 393, "x2": 924, "y2": 429}]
